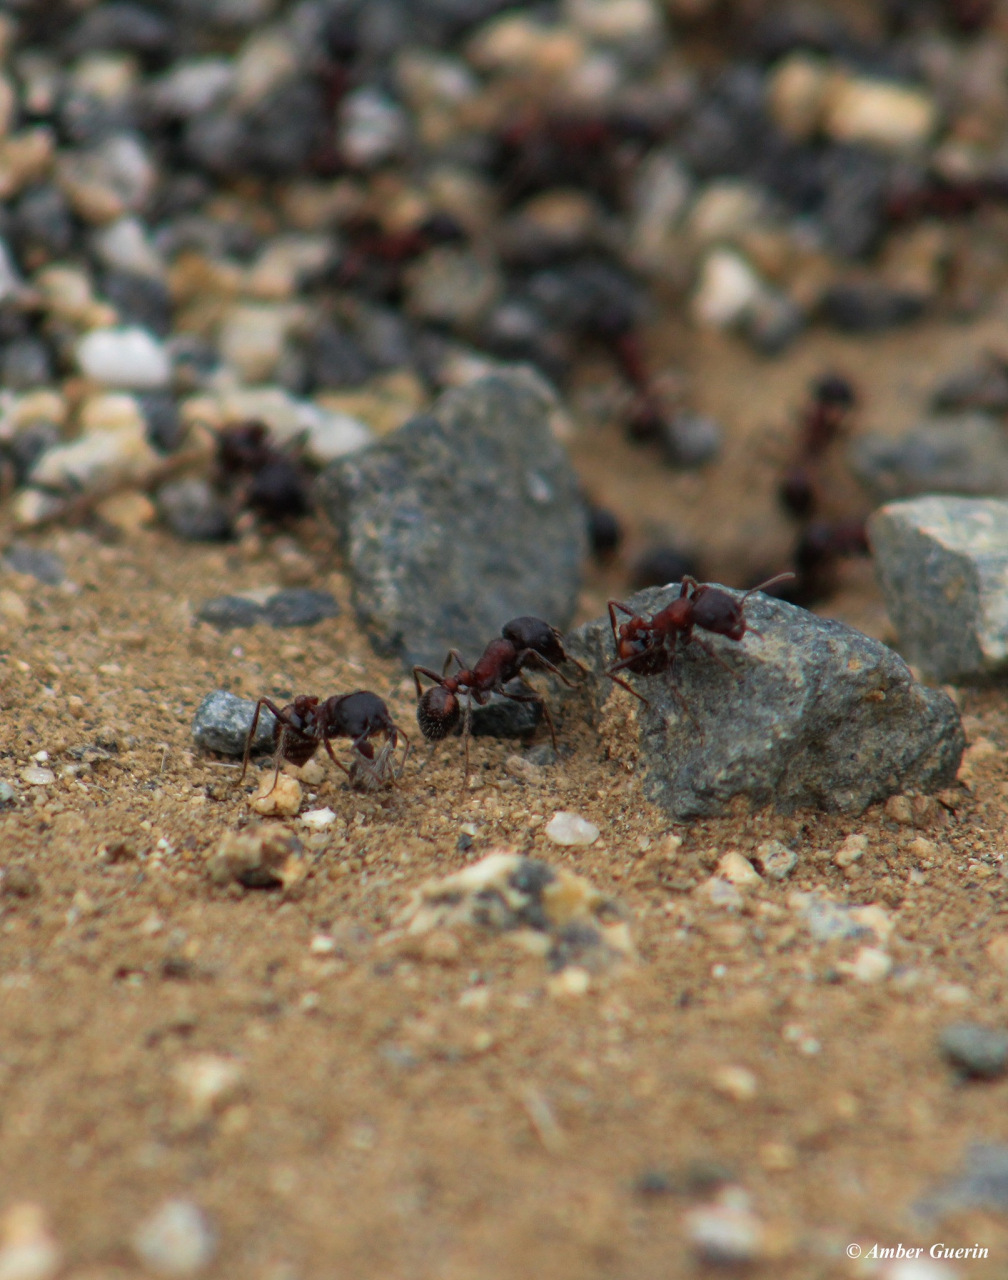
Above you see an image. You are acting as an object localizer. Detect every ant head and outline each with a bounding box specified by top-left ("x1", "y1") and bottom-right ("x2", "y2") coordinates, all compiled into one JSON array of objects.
[
  {"x1": 690, "y1": 586, "x2": 747, "y2": 641},
  {"x1": 286, "y1": 694, "x2": 320, "y2": 729},
  {"x1": 417, "y1": 685, "x2": 460, "y2": 741},
  {"x1": 501, "y1": 616, "x2": 565, "y2": 665}
]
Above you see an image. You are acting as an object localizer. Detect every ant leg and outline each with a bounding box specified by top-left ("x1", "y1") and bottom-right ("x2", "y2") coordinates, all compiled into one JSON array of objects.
[
  {"x1": 320, "y1": 736, "x2": 352, "y2": 777},
  {"x1": 514, "y1": 649, "x2": 578, "y2": 688},
  {"x1": 603, "y1": 668, "x2": 651, "y2": 707},
  {"x1": 607, "y1": 599, "x2": 636, "y2": 644},
  {"x1": 690, "y1": 636, "x2": 742, "y2": 682},
  {"x1": 462, "y1": 696, "x2": 472, "y2": 783},
  {"x1": 238, "y1": 698, "x2": 288, "y2": 787},
  {"x1": 412, "y1": 665, "x2": 444, "y2": 698},
  {"x1": 392, "y1": 727, "x2": 412, "y2": 780},
  {"x1": 442, "y1": 649, "x2": 466, "y2": 677}
]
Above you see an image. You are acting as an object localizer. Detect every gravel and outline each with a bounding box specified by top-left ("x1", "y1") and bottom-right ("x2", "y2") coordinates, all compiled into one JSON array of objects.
[
  {"x1": 191, "y1": 689, "x2": 276, "y2": 757},
  {"x1": 868, "y1": 496, "x2": 1008, "y2": 681},
  {"x1": 939, "y1": 1024, "x2": 1008, "y2": 1080},
  {"x1": 566, "y1": 583, "x2": 964, "y2": 818},
  {"x1": 851, "y1": 415, "x2": 1008, "y2": 502},
  {"x1": 319, "y1": 369, "x2": 586, "y2": 669}
]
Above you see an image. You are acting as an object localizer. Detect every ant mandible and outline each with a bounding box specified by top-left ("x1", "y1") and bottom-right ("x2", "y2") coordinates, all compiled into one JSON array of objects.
[
  {"x1": 412, "y1": 616, "x2": 585, "y2": 777},
  {"x1": 605, "y1": 574, "x2": 793, "y2": 710},
  {"x1": 237, "y1": 690, "x2": 410, "y2": 795}
]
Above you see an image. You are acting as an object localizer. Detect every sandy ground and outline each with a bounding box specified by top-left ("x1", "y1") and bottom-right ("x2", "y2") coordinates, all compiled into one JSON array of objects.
[{"x1": 2, "y1": 323, "x2": 1008, "y2": 1279}]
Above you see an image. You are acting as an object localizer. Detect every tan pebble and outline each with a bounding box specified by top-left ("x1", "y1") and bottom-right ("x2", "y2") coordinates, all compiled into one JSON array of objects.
[
  {"x1": 504, "y1": 753, "x2": 543, "y2": 786},
  {"x1": 78, "y1": 391, "x2": 145, "y2": 435},
  {"x1": 716, "y1": 851, "x2": 762, "y2": 889},
  {"x1": 711, "y1": 1064, "x2": 758, "y2": 1101},
  {"x1": 293, "y1": 756, "x2": 326, "y2": 786},
  {"x1": 251, "y1": 773, "x2": 302, "y2": 817},
  {"x1": 547, "y1": 965, "x2": 591, "y2": 998},
  {"x1": 0, "y1": 589, "x2": 28, "y2": 623},
  {"x1": 823, "y1": 74, "x2": 938, "y2": 151},
  {"x1": 834, "y1": 833, "x2": 868, "y2": 868},
  {"x1": 420, "y1": 928, "x2": 461, "y2": 964},
  {"x1": 964, "y1": 736, "x2": 999, "y2": 764},
  {"x1": 94, "y1": 490, "x2": 156, "y2": 533},
  {"x1": 837, "y1": 946, "x2": 892, "y2": 983},
  {"x1": 20, "y1": 765, "x2": 54, "y2": 786},
  {"x1": 172, "y1": 1053, "x2": 245, "y2": 1121},
  {"x1": 884, "y1": 794, "x2": 914, "y2": 825},
  {"x1": 752, "y1": 839, "x2": 796, "y2": 880},
  {"x1": 986, "y1": 935, "x2": 1008, "y2": 970},
  {"x1": 0, "y1": 1202, "x2": 60, "y2": 1280},
  {"x1": 906, "y1": 835, "x2": 938, "y2": 859},
  {"x1": 758, "y1": 1141, "x2": 798, "y2": 1172},
  {"x1": 696, "y1": 876, "x2": 744, "y2": 911}
]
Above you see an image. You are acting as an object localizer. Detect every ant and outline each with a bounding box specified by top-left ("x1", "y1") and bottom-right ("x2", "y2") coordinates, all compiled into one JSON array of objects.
[
  {"x1": 605, "y1": 574, "x2": 793, "y2": 712},
  {"x1": 214, "y1": 420, "x2": 312, "y2": 523},
  {"x1": 238, "y1": 690, "x2": 410, "y2": 795},
  {"x1": 412, "y1": 616, "x2": 586, "y2": 776},
  {"x1": 778, "y1": 374, "x2": 857, "y2": 520}
]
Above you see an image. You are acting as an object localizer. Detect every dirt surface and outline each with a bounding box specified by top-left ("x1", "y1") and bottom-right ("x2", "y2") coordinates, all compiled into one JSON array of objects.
[{"x1": 3, "y1": 323, "x2": 1008, "y2": 1279}]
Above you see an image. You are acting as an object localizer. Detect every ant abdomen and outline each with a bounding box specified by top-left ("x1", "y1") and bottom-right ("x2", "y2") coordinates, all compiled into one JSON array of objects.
[{"x1": 417, "y1": 685, "x2": 460, "y2": 740}]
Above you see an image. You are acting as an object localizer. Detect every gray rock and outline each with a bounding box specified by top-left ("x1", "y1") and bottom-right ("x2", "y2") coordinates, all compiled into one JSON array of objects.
[
  {"x1": 851, "y1": 414, "x2": 1008, "y2": 502},
  {"x1": 191, "y1": 690, "x2": 276, "y2": 757},
  {"x1": 197, "y1": 595, "x2": 266, "y2": 630},
  {"x1": 319, "y1": 370, "x2": 586, "y2": 669},
  {"x1": 469, "y1": 682, "x2": 543, "y2": 738},
  {"x1": 868, "y1": 496, "x2": 1008, "y2": 681},
  {"x1": 157, "y1": 478, "x2": 232, "y2": 542},
  {"x1": 2, "y1": 542, "x2": 65, "y2": 585},
  {"x1": 660, "y1": 411, "x2": 723, "y2": 469},
  {"x1": 263, "y1": 588, "x2": 340, "y2": 629},
  {"x1": 916, "y1": 1144, "x2": 1008, "y2": 1220},
  {"x1": 940, "y1": 1023, "x2": 1008, "y2": 1079},
  {"x1": 565, "y1": 583, "x2": 963, "y2": 819}
]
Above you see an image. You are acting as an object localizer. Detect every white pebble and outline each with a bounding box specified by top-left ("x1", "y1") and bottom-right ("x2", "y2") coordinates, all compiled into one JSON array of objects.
[
  {"x1": 301, "y1": 807, "x2": 336, "y2": 830},
  {"x1": 716, "y1": 851, "x2": 762, "y2": 889},
  {"x1": 834, "y1": 833, "x2": 868, "y2": 868},
  {"x1": 90, "y1": 216, "x2": 164, "y2": 280},
  {"x1": 133, "y1": 1200, "x2": 215, "y2": 1278},
  {"x1": 172, "y1": 1054, "x2": 244, "y2": 1121},
  {"x1": 692, "y1": 249, "x2": 765, "y2": 329},
  {"x1": 76, "y1": 326, "x2": 171, "y2": 390},
  {"x1": 19, "y1": 766, "x2": 54, "y2": 786},
  {"x1": 840, "y1": 946, "x2": 892, "y2": 983},
  {"x1": 338, "y1": 87, "x2": 408, "y2": 168},
  {"x1": 298, "y1": 407, "x2": 373, "y2": 466},
  {"x1": 545, "y1": 811, "x2": 600, "y2": 846},
  {"x1": 684, "y1": 1191, "x2": 764, "y2": 1264},
  {"x1": 0, "y1": 1202, "x2": 60, "y2": 1280},
  {"x1": 753, "y1": 839, "x2": 797, "y2": 880}
]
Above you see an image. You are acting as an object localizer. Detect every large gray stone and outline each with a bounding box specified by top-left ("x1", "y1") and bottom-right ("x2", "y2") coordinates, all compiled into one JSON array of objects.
[
  {"x1": 850, "y1": 413, "x2": 1008, "y2": 502},
  {"x1": 565, "y1": 583, "x2": 963, "y2": 819},
  {"x1": 191, "y1": 690, "x2": 276, "y2": 756},
  {"x1": 318, "y1": 369, "x2": 586, "y2": 669},
  {"x1": 868, "y1": 496, "x2": 1008, "y2": 681}
]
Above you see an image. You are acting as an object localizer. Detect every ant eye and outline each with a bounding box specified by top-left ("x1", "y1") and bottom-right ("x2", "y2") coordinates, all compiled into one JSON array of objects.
[{"x1": 417, "y1": 687, "x2": 460, "y2": 740}]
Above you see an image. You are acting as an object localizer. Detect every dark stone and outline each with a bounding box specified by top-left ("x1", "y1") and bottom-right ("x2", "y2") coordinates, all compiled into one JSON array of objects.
[
  {"x1": 629, "y1": 546, "x2": 700, "y2": 592},
  {"x1": 932, "y1": 358, "x2": 1008, "y2": 413},
  {"x1": 67, "y1": 4, "x2": 175, "y2": 59},
  {"x1": 100, "y1": 270, "x2": 173, "y2": 336},
  {"x1": 156, "y1": 478, "x2": 233, "y2": 542},
  {"x1": 191, "y1": 689, "x2": 276, "y2": 757},
  {"x1": 318, "y1": 370, "x2": 586, "y2": 669},
  {"x1": 586, "y1": 502, "x2": 622, "y2": 559},
  {"x1": 660, "y1": 411, "x2": 723, "y2": 469},
  {"x1": 137, "y1": 392, "x2": 184, "y2": 453},
  {"x1": 2, "y1": 541, "x2": 65, "y2": 585},
  {"x1": 308, "y1": 322, "x2": 374, "y2": 390},
  {"x1": 565, "y1": 582, "x2": 964, "y2": 818},
  {"x1": 9, "y1": 185, "x2": 76, "y2": 266},
  {"x1": 940, "y1": 1023, "x2": 1008, "y2": 1079},
  {"x1": 820, "y1": 282, "x2": 925, "y2": 332},
  {"x1": 469, "y1": 682, "x2": 544, "y2": 738},
  {"x1": 197, "y1": 595, "x2": 266, "y2": 630},
  {"x1": 0, "y1": 338, "x2": 53, "y2": 390},
  {"x1": 263, "y1": 589, "x2": 340, "y2": 629},
  {"x1": 916, "y1": 1145, "x2": 1008, "y2": 1220}
]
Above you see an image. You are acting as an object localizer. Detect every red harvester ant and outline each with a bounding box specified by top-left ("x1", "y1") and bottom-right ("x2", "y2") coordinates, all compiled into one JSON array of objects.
[
  {"x1": 238, "y1": 690, "x2": 410, "y2": 794},
  {"x1": 412, "y1": 616, "x2": 586, "y2": 777},
  {"x1": 778, "y1": 374, "x2": 857, "y2": 520},
  {"x1": 605, "y1": 574, "x2": 793, "y2": 712}
]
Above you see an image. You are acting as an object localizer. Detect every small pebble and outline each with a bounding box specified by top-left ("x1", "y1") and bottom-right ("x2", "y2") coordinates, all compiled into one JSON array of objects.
[
  {"x1": 545, "y1": 811, "x2": 600, "y2": 846},
  {"x1": 19, "y1": 766, "x2": 54, "y2": 786},
  {"x1": 940, "y1": 1023, "x2": 1008, "y2": 1079},
  {"x1": 76, "y1": 325, "x2": 171, "y2": 389},
  {"x1": 132, "y1": 1199, "x2": 216, "y2": 1278},
  {"x1": 834, "y1": 833, "x2": 868, "y2": 868},
  {"x1": 838, "y1": 946, "x2": 892, "y2": 983},
  {"x1": 683, "y1": 1189, "x2": 765, "y2": 1265},
  {"x1": 716, "y1": 851, "x2": 762, "y2": 889},
  {"x1": 752, "y1": 839, "x2": 796, "y2": 880},
  {"x1": 172, "y1": 1054, "x2": 244, "y2": 1121},
  {"x1": 301, "y1": 807, "x2": 336, "y2": 830},
  {"x1": 711, "y1": 1065, "x2": 758, "y2": 1101},
  {"x1": 2, "y1": 864, "x2": 40, "y2": 898},
  {"x1": 1, "y1": 544, "x2": 64, "y2": 585},
  {"x1": 0, "y1": 1202, "x2": 60, "y2": 1280},
  {"x1": 191, "y1": 689, "x2": 276, "y2": 757},
  {"x1": 251, "y1": 773, "x2": 302, "y2": 818}
]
